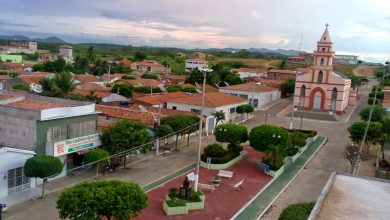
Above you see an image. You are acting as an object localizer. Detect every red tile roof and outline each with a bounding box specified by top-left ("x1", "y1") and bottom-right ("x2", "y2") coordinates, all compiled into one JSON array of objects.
[
  {"x1": 221, "y1": 82, "x2": 277, "y2": 93},
  {"x1": 134, "y1": 92, "x2": 188, "y2": 105},
  {"x1": 74, "y1": 74, "x2": 101, "y2": 83},
  {"x1": 7, "y1": 99, "x2": 70, "y2": 111},
  {"x1": 101, "y1": 73, "x2": 126, "y2": 82},
  {"x1": 231, "y1": 68, "x2": 267, "y2": 73},
  {"x1": 121, "y1": 78, "x2": 160, "y2": 87},
  {"x1": 138, "y1": 60, "x2": 164, "y2": 67},
  {"x1": 168, "y1": 92, "x2": 247, "y2": 108},
  {"x1": 71, "y1": 83, "x2": 111, "y2": 98},
  {"x1": 18, "y1": 75, "x2": 47, "y2": 84},
  {"x1": 0, "y1": 75, "x2": 11, "y2": 80}
]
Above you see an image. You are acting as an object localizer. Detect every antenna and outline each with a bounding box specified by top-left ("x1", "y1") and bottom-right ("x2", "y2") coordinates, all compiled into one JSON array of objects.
[{"x1": 299, "y1": 33, "x2": 303, "y2": 51}]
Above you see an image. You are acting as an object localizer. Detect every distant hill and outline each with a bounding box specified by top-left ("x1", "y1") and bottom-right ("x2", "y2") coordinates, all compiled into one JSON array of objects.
[{"x1": 0, "y1": 35, "x2": 66, "y2": 43}]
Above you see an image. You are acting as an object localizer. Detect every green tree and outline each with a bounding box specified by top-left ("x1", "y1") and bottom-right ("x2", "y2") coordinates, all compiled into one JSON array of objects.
[
  {"x1": 280, "y1": 79, "x2": 295, "y2": 95},
  {"x1": 215, "y1": 124, "x2": 248, "y2": 145},
  {"x1": 141, "y1": 73, "x2": 158, "y2": 79},
  {"x1": 156, "y1": 124, "x2": 174, "y2": 146},
  {"x1": 111, "y1": 83, "x2": 133, "y2": 97},
  {"x1": 347, "y1": 121, "x2": 383, "y2": 159},
  {"x1": 359, "y1": 105, "x2": 386, "y2": 122},
  {"x1": 85, "y1": 149, "x2": 109, "y2": 177},
  {"x1": 236, "y1": 105, "x2": 246, "y2": 123},
  {"x1": 249, "y1": 124, "x2": 290, "y2": 152},
  {"x1": 57, "y1": 180, "x2": 147, "y2": 220},
  {"x1": 87, "y1": 46, "x2": 96, "y2": 62},
  {"x1": 160, "y1": 115, "x2": 200, "y2": 148},
  {"x1": 91, "y1": 60, "x2": 109, "y2": 76},
  {"x1": 73, "y1": 56, "x2": 89, "y2": 74},
  {"x1": 134, "y1": 51, "x2": 147, "y2": 61},
  {"x1": 52, "y1": 71, "x2": 76, "y2": 98},
  {"x1": 101, "y1": 120, "x2": 152, "y2": 154},
  {"x1": 212, "y1": 111, "x2": 225, "y2": 128},
  {"x1": 279, "y1": 60, "x2": 286, "y2": 70},
  {"x1": 244, "y1": 104, "x2": 254, "y2": 119},
  {"x1": 24, "y1": 156, "x2": 63, "y2": 198},
  {"x1": 263, "y1": 144, "x2": 286, "y2": 170},
  {"x1": 279, "y1": 202, "x2": 315, "y2": 220}
]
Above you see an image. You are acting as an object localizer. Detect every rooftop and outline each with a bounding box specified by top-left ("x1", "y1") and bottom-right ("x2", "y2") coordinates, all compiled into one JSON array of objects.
[
  {"x1": 268, "y1": 69, "x2": 300, "y2": 74},
  {"x1": 134, "y1": 92, "x2": 187, "y2": 105},
  {"x1": 220, "y1": 82, "x2": 278, "y2": 93},
  {"x1": 310, "y1": 173, "x2": 390, "y2": 220},
  {"x1": 7, "y1": 99, "x2": 71, "y2": 111},
  {"x1": 74, "y1": 74, "x2": 101, "y2": 83},
  {"x1": 232, "y1": 68, "x2": 268, "y2": 73},
  {"x1": 168, "y1": 92, "x2": 247, "y2": 108},
  {"x1": 121, "y1": 78, "x2": 160, "y2": 87}
]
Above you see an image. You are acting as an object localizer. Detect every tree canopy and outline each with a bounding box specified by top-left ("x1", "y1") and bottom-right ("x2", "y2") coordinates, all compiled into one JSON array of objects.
[
  {"x1": 101, "y1": 120, "x2": 151, "y2": 154},
  {"x1": 359, "y1": 105, "x2": 386, "y2": 122},
  {"x1": 57, "y1": 180, "x2": 147, "y2": 220},
  {"x1": 51, "y1": 71, "x2": 76, "y2": 98},
  {"x1": 280, "y1": 79, "x2": 295, "y2": 95},
  {"x1": 215, "y1": 124, "x2": 248, "y2": 144},
  {"x1": 249, "y1": 125, "x2": 290, "y2": 152},
  {"x1": 111, "y1": 83, "x2": 133, "y2": 97},
  {"x1": 348, "y1": 121, "x2": 383, "y2": 144},
  {"x1": 212, "y1": 111, "x2": 225, "y2": 127}
]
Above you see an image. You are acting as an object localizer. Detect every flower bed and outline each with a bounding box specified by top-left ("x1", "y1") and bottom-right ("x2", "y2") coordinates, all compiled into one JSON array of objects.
[
  {"x1": 163, "y1": 188, "x2": 206, "y2": 216},
  {"x1": 200, "y1": 150, "x2": 247, "y2": 170}
]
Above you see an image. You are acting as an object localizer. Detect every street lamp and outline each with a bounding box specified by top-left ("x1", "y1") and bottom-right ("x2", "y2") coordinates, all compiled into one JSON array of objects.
[
  {"x1": 194, "y1": 67, "x2": 212, "y2": 192},
  {"x1": 299, "y1": 116, "x2": 304, "y2": 130},
  {"x1": 264, "y1": 113, "x2": 269, "y2": 124},
  {"x1": 289, "y1": 101, "x2": 299, "y2": 130}
]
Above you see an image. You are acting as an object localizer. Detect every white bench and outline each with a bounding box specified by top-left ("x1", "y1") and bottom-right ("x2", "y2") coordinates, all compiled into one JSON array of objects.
[
  {"x1": 233, "y1": 179, "x2": 244, "y2": 191},
  {"x1": 218, "y1": 170, "x2": 234, "y2": 179},
  {"x1": 199, "y1": 183, "x2": 215, "y2": 192},
  {"x1": 187, "y1": 172, "x2": 195, "y2": 182}
]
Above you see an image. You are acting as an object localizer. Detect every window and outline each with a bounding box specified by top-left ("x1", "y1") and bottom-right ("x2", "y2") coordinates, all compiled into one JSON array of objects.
[
  {"x1": 253, "y1": 99, "x2": 259, "y2": 107},
  {"x1": 331, "y1": 88, "x2": 337, "y2": 110},
  {"x1": 239, "y1": 94, "x2": 248, "y2": 99},
  {"x1": 172, "y1": 106, "x2": 177, "y2": 110},
  {"x1": 8, "y1": 167, "x2": 30, "y2": 195},
  {"x1": 69, "y1": 120, "x2": 97, "y2": 138},
  {"x1": 191, "y1": 109, "x2": 201, "y2": 113},
  {"x1": 322, "y1": 48, "x2": 325, "y2": 52},
  {"x1": 317, "y1": 71, "x2": 323, "y2": 83},
  {"x1": 47, "y1": 125, "x2": 67, "y2": 142},
  {"x1": 230, "y1": 107, "x2": 235, "y2": 113},
  {"x1": 320, "y1": 58, "x2": 324, "y2": 66},
  {"x1": 300, "y1": 85, "x2": 306, "y2": 107}
]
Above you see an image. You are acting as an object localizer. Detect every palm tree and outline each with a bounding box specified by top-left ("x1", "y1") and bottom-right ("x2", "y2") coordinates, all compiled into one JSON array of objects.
[
  {"x1": 264, "y1": 145, "x2": 286, "y2": 170},
  {"x1": 52, "y1": 71, "x2": 76, "y2": 98},
  {"x1": 212, "y1": 111, "x2": 225, "y2": 128},
  {"x1": 87, "y1": 46, "x2": 96, "y2": 63}
]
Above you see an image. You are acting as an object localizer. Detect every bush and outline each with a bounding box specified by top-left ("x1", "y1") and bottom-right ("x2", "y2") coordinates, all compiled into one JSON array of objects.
[
  {"x1": 279, "y1": 202, "x2": 315, "y2": 220},
  {"x1": 290, "y1": 131, "x2": 309, "y2": 147},
  {"x1": 166, "y1": 199, "x2": 186, "y2": 207},
  {"x1": 141, "y1": 73, "x2": 159, "y2": 79},
  {"x1": 182, "y1": 87, "x2": 197, "y2": 93},
  {"x1": 368, "y1": 97, "x2": 380, "y2": 105},
  {"x1": 121, "y1": 75, "x2": 136, "y2": 80},
  {"x1": 250, "y1": 125, "x2": 290, "y2": 152},
  {"x1": 9, "y1": 72, "x2": 19, "y2": 77},
  {"x1": 215, "y1": 124, "x2": 248, "y2": 144},
  {"x1": 68, "y1": 93, "x2": 87, "y2": 101},
  {"x1": 12, "y1": 83, "x2": 30, "y2": 91},
  {"x1": 0, "y1": 71, "x2": 7, "y2": 75},
  {"x1": 166, "y1": 84, "x2": 182, "y2": 92},
  {"x1": 85, "y1": 149, "x2": 109, "y2": 163},
  {"x1": 228, "y1": 143, "x2": 243, "y2": 154},
  {"x1": 111, "y1": 83, "x2": 133, "y2": 97},
  {"x1": 286, "y1": 147, "x2": 299, "y2": 156},
  {"x1": 203, "y1": 143, "x2": 226, "y2": 157},
  {"x1": 133, "y1": 86, "x2": 162, "y2": 93}
]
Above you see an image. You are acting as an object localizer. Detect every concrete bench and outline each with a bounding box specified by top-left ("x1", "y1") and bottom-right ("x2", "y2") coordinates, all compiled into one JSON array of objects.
[
  {"x1": 218, "y1": 170, "x2": 234, "y2": 179},
  {"x1": 199, "y1": 183, "x2": 215, "y2": 192},
  {"x1": 233, "y1": 179, "x2": 244, "y2": 191}
]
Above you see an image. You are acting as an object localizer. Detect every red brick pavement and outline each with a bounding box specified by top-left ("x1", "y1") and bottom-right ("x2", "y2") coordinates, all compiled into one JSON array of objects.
[{"x1": 134, "y1": 146, "x2": 272, "y2": 220}]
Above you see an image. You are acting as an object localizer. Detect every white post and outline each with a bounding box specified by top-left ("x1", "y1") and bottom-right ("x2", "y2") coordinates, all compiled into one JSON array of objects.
[
  {"x1": 194, "y1": 68, "x2": 209, "y2": 192},
  {"x1": 156, "y1": 104, "x2": 161, "y2": 155}
]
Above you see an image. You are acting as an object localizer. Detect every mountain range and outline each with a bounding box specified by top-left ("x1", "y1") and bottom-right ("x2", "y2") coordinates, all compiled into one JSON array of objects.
[{"x1": 0, "y1": 35, "x2": 66, "y2": 43}]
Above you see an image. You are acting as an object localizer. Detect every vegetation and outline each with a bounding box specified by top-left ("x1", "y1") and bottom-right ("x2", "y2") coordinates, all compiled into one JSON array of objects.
[
  {"x1": 111, "y1": 83, "x2": 133, "y2": 97},
  {"x1": 12, "y1": 83, "x2": 30, "y2": 91},
  {"x1": 280, "y1": 79, "x2": 295, "y2": 96},
  {"x1": 215, "y1": 124, "x2": 248, "y2": 145},
  {"x1": 359, "y1": 105, "x2": 386, "y2": 122},
  {"x1": 85, "y1": 148, "x2": 110, "y2": 177},
  {"x1": 166, "y1": 188, "x2": 203, "y2": 207},
  {"x1": 133, "y1": 86, "x2": 162, "y2": 93},
  {"x1": 101, "y1": 120, "x2": 152, "y2": 154},
  {"x1": 201, "y1": 143, "x2": 240, "y2": 164},
  {"x1": 51, "y1": 71, "x2": 76, "y2": 98},
  {"x1": 212, "y1": 111, "x2": 226, "y2": 128},
  {"x1": 279, "y1": 202, "x2": 315, "y2": 220},
  {"x1": 159, "y1": 115, "x2": 200, "y2": 148},
  {"x1": 24, "y1": 156, "x2": 63, "y2": 198},
  {"x1": 141, "y1": 73, "x2": 159, "y2": 79},
  {"x1": 262, "y1": 145, "x2": 287, "y2": 170},
  {"x1": 122, "y1": 75, "x2": 136, "y2": 80},
  {"x1": 249, "y1": 125, "x2": 290, "y2": 152},
  {"x1": 57, "y1": 180, "x2": 147, "y2": 220},
  {"x1": 186, "y1": 63, "x2": 244, "y2": 87},
  {"x1": 165, "y1": 84, "x2": 197, "y2": 93}
]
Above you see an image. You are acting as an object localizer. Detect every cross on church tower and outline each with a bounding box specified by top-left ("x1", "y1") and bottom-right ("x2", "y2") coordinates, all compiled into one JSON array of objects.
[{"x1": 325, "y1": 23, "x2": 329, "y2": 29}]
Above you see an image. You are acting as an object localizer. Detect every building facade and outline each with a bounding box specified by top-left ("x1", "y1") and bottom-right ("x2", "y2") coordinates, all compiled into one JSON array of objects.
[
  {"x1": 185, "y1": 59, "x2": 208, "y2": 72},
  {"x1": 59, "y1": 45, "x2": 73, "y2": 62},
  {"x1": 0, "y1": 41, "x2": 37, "y2": 54},
  {"x1": 293, "y1": 25, "x2": 357, "y2": 114}
]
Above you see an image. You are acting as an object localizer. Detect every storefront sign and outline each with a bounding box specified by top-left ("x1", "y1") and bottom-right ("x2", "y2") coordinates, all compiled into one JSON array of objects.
[{"x1": 53, "y1": 133, "x2": 102, "y2": 157}]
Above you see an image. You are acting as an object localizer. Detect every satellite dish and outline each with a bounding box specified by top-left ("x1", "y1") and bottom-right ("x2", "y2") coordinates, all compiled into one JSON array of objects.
[
  {"x1": 30, "y1": 83, "x2": 43, "y2": 93},
  {"x1": 138, "y1": 104, "x2": 148, "y2": 112},
  {"x1": 159, "y1": 85, "x2": 167, "y2": 92},
  {"x1": 224, "y1": 82, "x2": 230, "y2": 87},
  {"x1": 196, "y1": 89, "x2": 202, "y2": 93}
]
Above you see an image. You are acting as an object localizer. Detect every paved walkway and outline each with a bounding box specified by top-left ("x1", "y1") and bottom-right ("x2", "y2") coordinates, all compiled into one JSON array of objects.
[{"x1": 234, "y1": 136, "x2": 327, "y2": 220}]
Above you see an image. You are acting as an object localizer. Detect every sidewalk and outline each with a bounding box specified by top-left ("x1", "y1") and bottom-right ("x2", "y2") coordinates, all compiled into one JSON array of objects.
[{"x1": 233, "y1": 136, "x2": 327, "y2": 220}]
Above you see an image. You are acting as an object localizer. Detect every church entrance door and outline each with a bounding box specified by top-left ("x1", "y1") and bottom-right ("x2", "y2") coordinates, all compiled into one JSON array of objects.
[{"x1": 313, "y1": 92, "x2": 322, "y2": 110}]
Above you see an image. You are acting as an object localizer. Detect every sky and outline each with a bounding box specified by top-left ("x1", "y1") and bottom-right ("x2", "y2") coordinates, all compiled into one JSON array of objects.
[{"x1": 1, "y1": 0, "x2": 389, "y2": 63}]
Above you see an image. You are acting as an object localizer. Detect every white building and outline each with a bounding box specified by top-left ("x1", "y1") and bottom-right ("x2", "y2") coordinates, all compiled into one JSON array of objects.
[
  {"x1": 185, "y1": 59, "x2": 208, "y2": 72},
  {"x1": 219, "y1": 82, "x2": 280, "y2": 109},
  {"x1": 334, "y1": 54, "x2": 359, "y2": 65},
  {"x1": 231, "y1": 68, "x2": 268, "y2": 79},
  {"x1": 59, "y1": 45, "x2": 73, "y2": 62},
  {"x1": 0, "y1": 41, "x2": 37, "y2": 54},
  {"x1": 167, "y1": 92, "x2": 248, "y2": 132}
]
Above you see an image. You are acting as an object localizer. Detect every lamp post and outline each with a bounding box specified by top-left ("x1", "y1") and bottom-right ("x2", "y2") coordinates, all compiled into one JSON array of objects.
[
  {"x1": 289, "y1": 101, "x2": 299, "y2": 130},
  {"x1": 264, "y1": 113, "x2": 268, "y2": 124},
  {"x1": 299, "y1": 116, "x2": 304, "y2": 130},
  {"x1": 194, "y1": 67, "x2": 212, "y2": 192}
]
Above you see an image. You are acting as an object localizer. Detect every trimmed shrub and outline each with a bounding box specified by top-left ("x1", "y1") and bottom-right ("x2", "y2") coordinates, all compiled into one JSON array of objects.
[
  {"x1": 279, "y1": 202, "x2": 315, "y2": 220},
  {"x1": 203, "y1": 143, "x2": 226, "y2": 158},
  {"x1": 215, "y1": 124, "x2": 248, "y2": 144},
  {"x1": 201, "y1": 143, "x2": 240, "y2": 164},
  {"x1": 166, "y1": 84, "x2": 182, "y2": 92},
  {"x1": 121, "y1": 75, "x2": 136, "y2": 80},
  {"x1": 141, "y1": 73, "x2": 158, "y2": 79},
  {"x1": 250, "y1": 125, "x2": 290, "y2": 152},
  {"x1": 85, "y1": 148, "x2": 109, "y2": 163},
  {"x1": 286, "y1": 147, "x2": 299, "y2": 156},
  {"x1": 111, "y1": 83, "x2": 133, "y2": 97},
  {"x1": 69, "y1": 93, "x2": 87, "y2": 101}
]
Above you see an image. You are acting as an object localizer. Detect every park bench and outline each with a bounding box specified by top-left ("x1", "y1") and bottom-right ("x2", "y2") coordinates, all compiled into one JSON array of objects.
[
  {"x1": 233, "y1": 179, "x2": 244, "y2": 191},
  {"x1": 198, "y1": 183, "x2": 215, "y2": 192},
  {"x1": 218, "y1": 170, "x2": 234, "y2": 179}
]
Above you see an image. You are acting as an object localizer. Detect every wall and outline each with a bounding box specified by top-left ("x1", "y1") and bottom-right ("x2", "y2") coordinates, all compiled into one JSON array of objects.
[
  {"x1": 0, "y1": 105, "x2": 40, "y2": 151},
  {"x1": 219, "y1": 89, "x2": 280, "y2": 109}
]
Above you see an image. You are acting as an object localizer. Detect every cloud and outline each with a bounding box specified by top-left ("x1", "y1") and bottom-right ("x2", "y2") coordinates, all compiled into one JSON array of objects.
[{"x1": 0, "y1": 19, "x2": 36, "y2": 28}]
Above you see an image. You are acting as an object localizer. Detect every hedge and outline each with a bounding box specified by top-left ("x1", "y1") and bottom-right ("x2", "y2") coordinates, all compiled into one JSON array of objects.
[{"x1": 279, "y1": 202, "x2": 315, "y2": 220}]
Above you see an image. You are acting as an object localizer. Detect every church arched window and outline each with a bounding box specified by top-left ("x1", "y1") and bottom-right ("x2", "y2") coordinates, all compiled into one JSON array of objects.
[
  {"x1": 320, "y1": 58, "x2": 324, "y2": 66},
  {"x1": 318, "y1": 71, "x2": 323, "y2": 83}
]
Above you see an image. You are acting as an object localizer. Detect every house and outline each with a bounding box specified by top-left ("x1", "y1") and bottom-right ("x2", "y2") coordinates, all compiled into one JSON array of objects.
[
  {"x1": 176, "y1": 52, "x2": 186, "y2": 57},
  {"x1": 191, "y1": 52, "x2": 213, "y2": 59},
  {"x1": 166, "y1": 92, "x2": 248, "y2": 132},
  {"x1": 293, "y1": 25, "x2": 357, "y2": 114},
  {"x1": 267, "y1": 69, "x2": 302, "y2": 80},
  {"x1": 334, "y1": 54, "x2": 359, "y2": 65},
  {"x1": 102, "y1": 57, "x2": 132, "y2": 67},
  {"x1": 101, "y1": 73, "x2": 126, "y2": 83},
  {"x1": 71, "y1": 83, "x2": 111, "y2": 99},
  {"x1": 131, "y1": 60, "x2": 171, "y2": 74},
  {"x1": 0, "y1": 91, "x2": 100, "y2": 203},
  {"x1": 219, "y1": 82, "x2": 280, "y2": 109},
  {"x1": 134, "y1": 92, "x2": 188, "y2": 107},
  {"x1": 59, "y1": 45, "x2": 73, "y2": 62},
  {"x1": 121, "y1": 78, "x2": 161, "y2": 87},
  {"x1": 74, "y1": 74, "x2": 101, "y2": 84},
  {"x1": 38, "y1": 53, "x2": 55, "y2": 62},
  {"x1": 288, "y1": 52, "x2": 313, "y2": 65},
  {"x1": 0, "y1": 40, "x2": 37, "y2": 54},
  {"x1": 231, "y1": 68, "x2": 268, "y2": 79},
  {"x1": 308, "y1": 173, "x2": 390, "y2": 220},
  {"x1": 161, "y1": 74, "x2": 188, "y2": 84},
  {"x1": 185, "y1": 59, "x2": 208, "y2": 72},
  {"x1": 0, "y1": 62, "x2": 33, "y2": 71}
]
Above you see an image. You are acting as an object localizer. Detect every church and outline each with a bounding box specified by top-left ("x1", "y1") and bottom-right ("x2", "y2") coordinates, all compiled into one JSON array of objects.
[{"x1": 293, "y1": 25, "x2": 357, "y2": 115}]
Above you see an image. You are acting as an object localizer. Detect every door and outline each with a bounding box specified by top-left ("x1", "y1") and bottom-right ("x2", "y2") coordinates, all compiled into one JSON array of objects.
[
  {"x1": 313, "y1": 92, "x2": 322, "y2": 110},
  {"x1": 208, "y1": 117, "x2": 215, "y2": 134}
]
